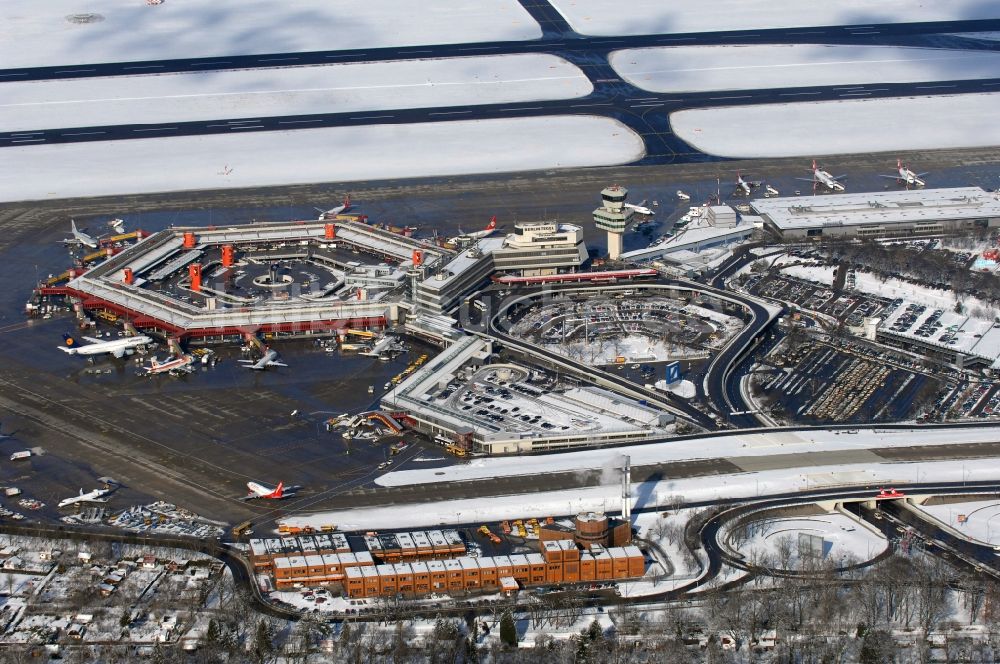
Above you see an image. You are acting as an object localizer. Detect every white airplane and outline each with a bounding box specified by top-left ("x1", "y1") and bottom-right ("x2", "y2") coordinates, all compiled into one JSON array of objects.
[
  {"x1": 60, "y1": 332, "x2": 152, "y2": 358},
  {"x1": 58, "y1": 486, "x2": 114, "y2": 508},
  {"x1": 733, "y1": 171, "x2": 762, "y2": 197},
  {"x1": 62, "y1": 220, "x2": 98, "y2": 249},
  {"x1": 239, "y1": 348, "x2": 288, "y2": 370},
  {"x1": 107, "y1": 218, "x2": 126, "y2": 234},
  {"x1": 142, "y1": 354, "x2": 194, "y2": 376},
  {"x1": 317, "y1": 195, "x2": 351, "y2": 220},
  {"x1": 624, "y1": 200, "x2": 655, "y2": 216},
  {"x1": 796, "y1": 160, "x2": 846, "y2": 192},
  {"x1": 879, "y1": 158, "x2": 927, "y2": 188},
  {"x1": 447, "y1": 216, "x2": 498, "y2": 244},
  {"x1": 243, "y1": 480, "x2": 299, "y2": 500},
  {"x1": 360, "y1": 335, "x2": 404, "y2": 358}
]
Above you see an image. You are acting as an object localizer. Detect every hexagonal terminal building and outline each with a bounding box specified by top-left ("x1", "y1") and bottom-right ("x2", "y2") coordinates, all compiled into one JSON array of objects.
[{"x1": 592, "y1": 185, "x2": 635, "y2": 260}]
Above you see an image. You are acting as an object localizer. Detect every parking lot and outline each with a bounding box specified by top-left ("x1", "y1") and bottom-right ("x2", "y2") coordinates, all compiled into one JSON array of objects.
[
  {"x1": 755, "y1": 340, "x2": 940, "y2": 424},
  {"x1": 746, "y1": 273, "x2": 892, "y2": 328}
]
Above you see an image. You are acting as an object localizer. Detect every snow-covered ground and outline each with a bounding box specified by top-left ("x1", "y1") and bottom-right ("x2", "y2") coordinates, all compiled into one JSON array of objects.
[
  {"x1": 0, "y1": 55, "x2": 591, "y2": 132},
  {"x1": 547, "y1": 0, "x2": 1000, "y2": 36},
  {"x1": 671, "y1": 94, "x2": 1000, "y2": 158},
  {"x1": 0, "y1": 0, "x2": 541, "y2": 69},
  {"x1": 917, "y1": 499, "x2": 1000, "y2": 546},
  {"x1": 551, "y1": 334, "x2": 706, "y2": 365},
  {"x1": 279, "y1": 457, "x2": 1000, "y2": 532},
  {"x1": 377, "y1": 426, "x2": 1000, "y2": 488},
  {"x1": 0, "y1": 116, "x2": 644, "y2": 203},
  {"x1": 728, "y1": 512, "x2": 886, "y2": 567},
  {"x1": 611, "y1": 45, "x2": 1000, "y2": 93},
  {"x1": 654, "y1": 378, "x2": 697, "y2": 399}
]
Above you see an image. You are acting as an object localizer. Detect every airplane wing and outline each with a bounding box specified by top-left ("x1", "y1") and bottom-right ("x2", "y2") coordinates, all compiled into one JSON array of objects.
[
  {"x1": 915, "y1": 171, "x2": 930, "y2": 178},
  {"x1": 112, "y1": 347, "x2": 127, "y2": 359},
  {"x1": 794, "y1": 177, "x2": 821, "y2": 183},
  {"x1": 833, "y1": 175, "x2": 848, "y2": 180},
  {"x1": 876, "y1": 174, "x2": 901, "y2": 179},
  {"x1": 82, "y1": 336, "x2": 104, "y2": 344},
  {"x1": 270, "y1": 361, "x2": 289, "y2": 367}
]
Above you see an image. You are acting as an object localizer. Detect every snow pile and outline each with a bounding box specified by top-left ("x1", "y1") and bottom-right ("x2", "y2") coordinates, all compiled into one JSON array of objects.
[
  {"x1": 0, "y1": 116, "x2": 644, "y2": 203},
  {"x1": 0, "y1": 54, "x2": 592, "y2": 132},
  {"x1": 671, "y1": 94, "x2": 1000, "y2": 158},
  {"x1": 611, "y1": 45, "x2": 1000, "y2": 94},
  {"x1": 0, "y1": 0, "x2": 541, "y2": 68},
  {"x1": 548, "y1": 0, "x2": 1000, "y2": 36},
  {"x1": 654, "y1": 378, "x2": 696, "y2": 399}
]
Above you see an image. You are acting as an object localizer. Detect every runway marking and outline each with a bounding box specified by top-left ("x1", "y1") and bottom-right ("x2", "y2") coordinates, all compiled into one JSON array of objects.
[
  {"x1": 787, "y1": 30, "x2": 826, "y2": 35},
  {"x1": 11, "y1": 139, "x2": 44, "y2": 143},
  {"x1": 132, "y1": 127, "x2": 178, "y2": 132},
  {"x1": 779, "y1": 92, "x2": 823, "y2": 96},
  {"x1": 11, "y1": 131, "x2": 43, "y2": 136},
  {"x1": 840, "y1": 92, "x2": 870, "y2": 96},
  {"x1": 570, "y1": 102, "x2": 613, "y2": 107},
  {"x1": 279, "y1": 119, "x2": 324, "y2": 124},
  {"x1": 190, "y1": 61, "x2": 232, "y2": 66},
  {"x1": 457, "y1": 46, "x2": 501, "y2": 51},
  {"x1": 626, "y1": 97, "x2": 660, "y2": 101},
  {"x1": 708, "y1": 95, "x2": 752, "y2": 100},
  {"x1": 496, "y1": 106, "x2": 543, "y2": 112},
  {"x1": 228, "y1": 125, "x2": 264, "y2": 130},
  {"x1": 123, "y1": 65, "x2": 164, "y2": 70},
  {"x1": 258, "y1": 57, "x2": 300, "y2": 62},
  {"x1": 53, "y1": 69, "x2": 95, "y2": 74},
  {"x1": 399, "y1": 49, "x2": 433, "y2": 54},
  {"x1": 325, "y1": 53, "x2": 368, "y2": 58},
  {"x1": 631, "y1": 103, "x2": 664, "y2": 108},
  {"x1": 61, "y1": 131, "x2": 106, "y2": 136},
  {"x1": 915, "y1": 84, "x2": 956, "y2": 89},
  {"x1": 428, "y1": 110, "x2": 472, "y2": 115},
  {"x1": 227, "y1": 119, "x2": 262, "y2": 124},
  {"x1": 983, "y1": 82, "x2": 1000, "y2": 86},
  {"x1": 0, "y1": 73, "x2": 28, "y2": 77},
  {"x1": 348, "y1": 115, "x2": 395, "y2": 120}
]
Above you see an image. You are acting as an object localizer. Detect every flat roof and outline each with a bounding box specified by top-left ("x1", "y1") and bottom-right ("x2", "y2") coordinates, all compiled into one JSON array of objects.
[{"x1": 752, "y1": 187, "x2": 1000, "y2": 230}]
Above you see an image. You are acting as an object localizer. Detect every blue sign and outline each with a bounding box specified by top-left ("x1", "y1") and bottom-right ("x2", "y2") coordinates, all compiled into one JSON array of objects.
[{"x1": 665, "y1": 361, "x2": 681, "y2": 384}]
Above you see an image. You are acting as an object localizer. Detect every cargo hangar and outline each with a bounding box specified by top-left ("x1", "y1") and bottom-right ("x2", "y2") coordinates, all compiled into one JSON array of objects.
[{"x1": 753, "y1": 186, "x2": 1000, "y2": 240}]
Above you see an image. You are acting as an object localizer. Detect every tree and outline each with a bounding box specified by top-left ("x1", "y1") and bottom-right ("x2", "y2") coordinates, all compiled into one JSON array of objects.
[
  {"x1": 499, "y1": 609, "x2": 517, "y2": 648},
  {"x1": 251, "y1": 619, "x2": 274, "y2": 664}
]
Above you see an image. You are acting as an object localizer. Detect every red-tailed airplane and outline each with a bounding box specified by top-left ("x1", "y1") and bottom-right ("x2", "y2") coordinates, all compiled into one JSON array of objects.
[
  {"x1": 796, "y1": 159, "x2": 846, "y2": 192},
  {"x1": 448, "y1": 216, "x2": 498, "y2": 245},
  {"x1": 244, "y1": 481, "x2": 295, "y2": 500},
  {"x1": 317, "y1": 195, "x2": 352, "y2": 220},
  {"x1": 879, "y1": 158, "x2": 927, "y2": 188}
]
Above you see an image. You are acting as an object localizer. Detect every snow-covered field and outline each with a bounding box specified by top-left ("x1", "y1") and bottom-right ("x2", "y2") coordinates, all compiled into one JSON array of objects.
[
  {"x1": 731, "y1": 512, "x2": 887, "y2": 566},
  {"x1": 918, "y1": 499, "x2": 1000, "y2": 546},
  {"x1": 0, "y1": 0, "x2": 541, "y2": 69},
  {"x1": 378, "y1": 426, "x2": 1000, "y2": 488},
  {"x1": 0, "y1": 55, "x2": 591, "y2": 132},
  {"x1": 548, "y1": 0, "x2": 1000, "y2": 36},
  {"x1": 279, "y1": 457, "x2": 1000, "y2": 532},
  {"x1": 611, "y1": 45, "x2": 1000, "y2": 93},
  {"x1": 0, "y1": 116, "x2": 643, "y2": 203},
  {"x1": 672, "y1": 94, "x2": 1000, "y2": 158}
]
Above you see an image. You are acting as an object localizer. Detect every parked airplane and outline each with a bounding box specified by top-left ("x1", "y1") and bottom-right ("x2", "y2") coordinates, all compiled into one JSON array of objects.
[
  {"x1": 60, "y1": 332, "x2": 152, "y2": 358},
  {"x1": 58, "y1": 485, "x2": 115, "y2": 508},
  {"x1": 243, "y1": 480, "x2": 299, "y2": 500},
  {"x1": 239, "y1": 348, "x2": 288, "y2": 370},
  {"x1": 796, "y1": 160, "x2": 846, "y2": 192},
  {"x1": 107, "y1": 218, "x2": 126, "y2": 233},
  {"x1": 447, "y1": 216, "x2": 498, "y2": 245},
  {"x1": 317, "y1": 195, "x2": 351, "y2": 220},
  {"x1": 360, "y1": 335, "x2": 405, "y2": 358},
  {"x1": 733, "y1": 171, "x2": 762, "y2": 197},
  {"x1": 624, "y1": 200, "x2": 655, "y2": 216},
  {"x1": 62, "y1": 220, "x2": 98, "y2": 249},
  {"x1": 879, "y1": 158, "x2": 927, "y2": 187},
  {"x1": 141, "y1": 353, "x2": 194, "y2": 376}
]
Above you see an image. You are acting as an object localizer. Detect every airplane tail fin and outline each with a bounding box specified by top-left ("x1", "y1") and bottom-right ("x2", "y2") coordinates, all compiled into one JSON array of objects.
[
  {"x1": 343, "y1": 194, "x2": 350, "y2": 209},
  {"x1": 71, "y1": 219, "x2": 78, "y2": 233},
  {"x1": 811, "y1": 159, "x2": 817, "y2": 171},
  {"x1": 486, "y1": 216, "x2": 497, "y2": 231},
  {"x1": 272, "y1": 482, "x2": 284, "y2": 498},
  {"x1": 63, "y1": 333, "x2": 77, "y2": 348},
  {"x1": 79, "y1": 488, "x2": 84, "y2": 496}
]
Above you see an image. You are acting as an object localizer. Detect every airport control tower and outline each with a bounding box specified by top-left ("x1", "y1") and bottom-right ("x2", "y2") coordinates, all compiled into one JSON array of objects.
[{"x1": 592, "y1": 185, "x2": 634, "y2": 260}]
